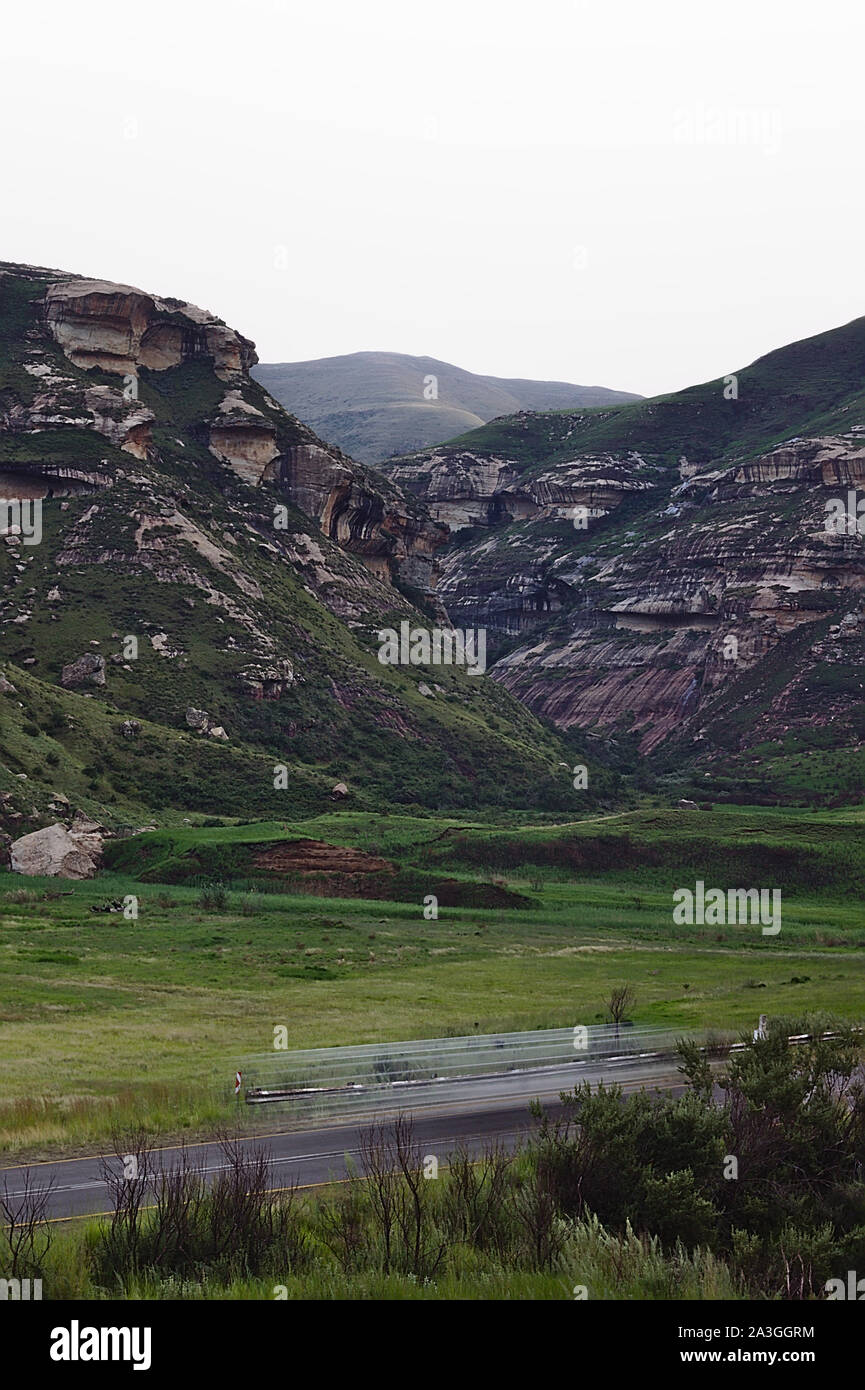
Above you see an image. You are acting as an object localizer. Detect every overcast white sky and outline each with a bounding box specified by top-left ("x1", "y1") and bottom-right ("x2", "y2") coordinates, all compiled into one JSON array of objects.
[{"x1": 3, "y1": 0, "x2": 863, "y2": 397}]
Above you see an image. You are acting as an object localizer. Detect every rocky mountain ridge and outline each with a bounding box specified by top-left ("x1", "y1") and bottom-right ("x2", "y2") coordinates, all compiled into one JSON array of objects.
[
  {"x1": 0, "y1": 261, "x2": 588, "y2": 830},
  {"x1": 2, "y1": 263, "x2": 446, "y2": 599},
  {"x1": 380, "y1": 317, "x2": 865, "y2": 802}
]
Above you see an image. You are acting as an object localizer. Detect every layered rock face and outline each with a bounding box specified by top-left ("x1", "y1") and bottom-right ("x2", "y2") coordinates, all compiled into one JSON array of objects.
[
  {"x1": 383, "y1": 324, "x2": 865, "y2": 770},
  {"x1": 490, "y1": 438, "x2": 865, "y2": 752},
  {"x1": 383, "y1": 444, "x2": 661, "y2": 641},
  {"x1": 384, "y1": 447, "x2": 656, "y2": 533},
  {"x1": 0, "y1": 262, "x2": 445, "y2": 599},
  {"x1": 509, "y1": 438, "x2": 865, "y2": 753},
  {"x1": 0, "y1": 261, "x2": 573, "y2": 821}
]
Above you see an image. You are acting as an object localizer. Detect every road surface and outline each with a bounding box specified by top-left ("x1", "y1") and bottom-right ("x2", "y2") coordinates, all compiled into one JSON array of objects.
[{"x1": 0, "y1": 1056, "x2": 686, "y2": 1221}]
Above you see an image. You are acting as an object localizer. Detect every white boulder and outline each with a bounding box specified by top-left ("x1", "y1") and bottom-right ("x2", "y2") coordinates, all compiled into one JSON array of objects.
[{"x1": 11, "y1": 821, "x2": 103, "y2": 879}]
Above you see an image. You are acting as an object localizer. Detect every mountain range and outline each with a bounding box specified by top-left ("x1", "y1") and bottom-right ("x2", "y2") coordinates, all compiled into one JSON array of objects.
[
  {"x1": 0, "y1": 261, "x2": 589, "y2": 844},
  {"x1": 252, "y1": 351, "x2": 641, "y2": 464},
  {"x1": 1, "y1": 259, "x2": 864, "y2": 849}
]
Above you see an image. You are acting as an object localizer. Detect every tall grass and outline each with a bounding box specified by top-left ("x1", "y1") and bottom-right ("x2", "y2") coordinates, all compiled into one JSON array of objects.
[{"x1": 0, "y1": 1085, "x2": 229, "y2": 1158}]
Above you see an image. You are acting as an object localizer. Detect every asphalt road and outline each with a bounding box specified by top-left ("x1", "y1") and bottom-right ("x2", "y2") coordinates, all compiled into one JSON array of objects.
[{"x1": 0, "y1": 1057, "x2": 686, "y2": 1222}]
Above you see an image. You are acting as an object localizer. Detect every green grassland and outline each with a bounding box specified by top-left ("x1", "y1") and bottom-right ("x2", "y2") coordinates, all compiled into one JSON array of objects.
[{"x1": 1, "y1": 805, "x2": 863, "y2": 1158}]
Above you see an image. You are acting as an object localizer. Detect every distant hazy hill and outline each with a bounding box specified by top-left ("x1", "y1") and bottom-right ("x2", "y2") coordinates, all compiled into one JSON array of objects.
[{"x1": 252, "y1": 351, "x2": 641, "y2": 463}]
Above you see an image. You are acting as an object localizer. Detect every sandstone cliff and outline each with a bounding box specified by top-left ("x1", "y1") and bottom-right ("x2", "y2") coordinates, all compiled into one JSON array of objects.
[
  {"x1": 0, "y1": 261, "x2": 577, "y2": 820},
  {"x1": 2, "y1": 262, "x2": 445, "y2": 599},
  {"x1": 381, "y1": 317, "x2": 865, "y2": 795}
]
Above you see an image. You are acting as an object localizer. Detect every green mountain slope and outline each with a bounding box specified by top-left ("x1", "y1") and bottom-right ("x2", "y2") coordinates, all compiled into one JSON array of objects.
[
  {"x1": 0, "y1": 262, "x2": 611, "y2": 834},
  {"x1": 435, "y1": 315, "x2": 865, "y2": 473}
]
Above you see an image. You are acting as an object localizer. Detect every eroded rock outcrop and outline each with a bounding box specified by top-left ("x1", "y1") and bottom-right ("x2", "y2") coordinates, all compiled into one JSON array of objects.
[
  {"x1": 384, "y1": 448, "x2": 656, "y2": 533},
  {"x1": 280, "y1": 440, "x2": 448, "y2": 594},
  {"x1": 237, "y1": 661, "x2": 295, "y2": 699},
  {"x1": 44, "y1": 278, "x2": 257, "y2": 380},
  {"x1": 11, "y1": 820, "x2": 103, "y2": 878},
  {"x1": 185, "y1": 707, "x2": 228, "y2": 738},
  {"x1": 1, "y1": 261, "x2": 448, "y2": 606}
]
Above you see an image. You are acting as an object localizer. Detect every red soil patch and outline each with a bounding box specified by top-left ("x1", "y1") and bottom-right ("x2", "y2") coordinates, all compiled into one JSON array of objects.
[{"x1": 252, "y1": 839, "x2": 396, "y2": 877}]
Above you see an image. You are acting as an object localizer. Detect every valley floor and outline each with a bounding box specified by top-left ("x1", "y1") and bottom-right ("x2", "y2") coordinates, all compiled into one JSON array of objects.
[{"x1": 1, "y1": 804, "x2": 863, "y2": 1158}]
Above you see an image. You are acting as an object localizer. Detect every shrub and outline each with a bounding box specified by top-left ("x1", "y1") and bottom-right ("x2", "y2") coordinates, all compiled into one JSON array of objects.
[{"x1": 198, "y1": 882, "x2": 228, "y2": 910}]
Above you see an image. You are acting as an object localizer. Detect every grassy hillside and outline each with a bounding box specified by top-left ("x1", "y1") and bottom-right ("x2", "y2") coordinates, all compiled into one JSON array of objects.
[
  {"x1": 440, "y1": 313, "x2": 865, "y2": 474},
  {"x1": 0, "y1": 665, "x2": 349, "y2": 827}
]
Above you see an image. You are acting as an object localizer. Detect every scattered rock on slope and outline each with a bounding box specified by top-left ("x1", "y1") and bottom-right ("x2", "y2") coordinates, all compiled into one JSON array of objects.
[{"x1": 61, "y1": 653, "x2": 106, "y2": 688}]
